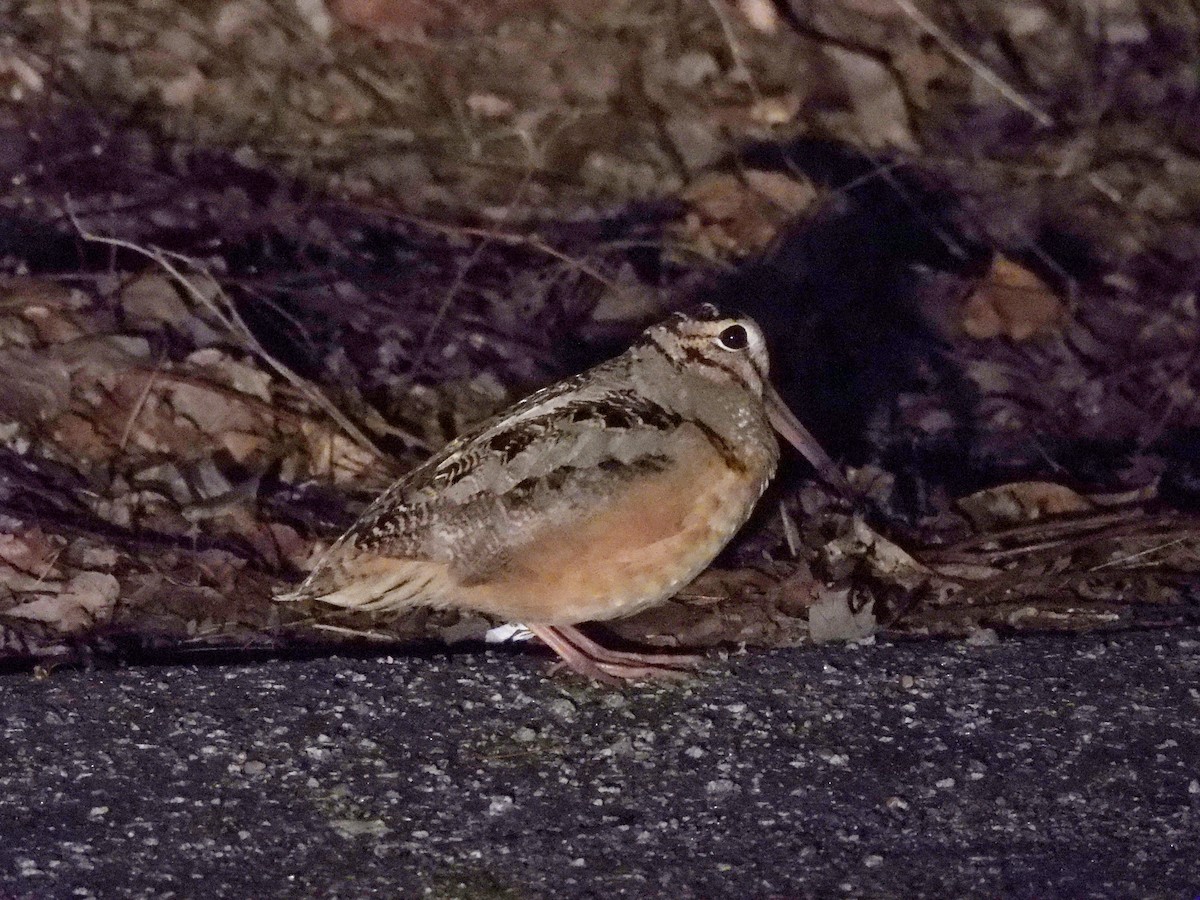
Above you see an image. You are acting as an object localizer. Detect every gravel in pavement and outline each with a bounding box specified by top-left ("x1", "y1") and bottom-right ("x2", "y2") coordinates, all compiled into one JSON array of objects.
[{"x1": 1, "y1": 629, "x2": 1198, "y2": 898}]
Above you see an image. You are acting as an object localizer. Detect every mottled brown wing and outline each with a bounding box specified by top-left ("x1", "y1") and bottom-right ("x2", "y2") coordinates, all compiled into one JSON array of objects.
[{"x1": 282, "y1": 387, "x2": 706, "y2": 612}]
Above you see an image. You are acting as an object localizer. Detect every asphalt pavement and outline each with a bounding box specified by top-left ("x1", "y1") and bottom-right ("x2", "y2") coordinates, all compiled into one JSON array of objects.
[{"x1": 1, "y1": 628, "x2": 1198, "y2": 899}]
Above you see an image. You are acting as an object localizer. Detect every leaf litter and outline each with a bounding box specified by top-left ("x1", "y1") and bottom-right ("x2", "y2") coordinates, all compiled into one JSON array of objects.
[{"x1": 0, "y1": 0, "x2": 1198, "y2": 663}]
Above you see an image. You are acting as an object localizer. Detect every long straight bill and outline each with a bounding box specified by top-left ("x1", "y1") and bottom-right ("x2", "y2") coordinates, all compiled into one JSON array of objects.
[{"x1": 764, "y1": 385, "x2": 853, "y2": 497}]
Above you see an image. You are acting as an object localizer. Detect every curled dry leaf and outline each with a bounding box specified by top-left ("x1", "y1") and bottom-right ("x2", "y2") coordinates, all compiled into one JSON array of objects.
[
  {"x1": 962, "y1": 256, "x2": 1067, "y2": 341},
  {"x1": 822, "y1": 517, "x2": 933, "y2": 594},
  {"x1": 2, "y1": 571, "x2": 119, "y2": 633},
  {"x1": 0, "y1": 529, "x2": 65, "y2": 578},
  {"x1": 956, "y1": 481, "x2": 1094, "y2": 531},
  {"x1": 818, "y1": 517, "x2": 975, "y2": 617},
  {"x1": 677, "y1": 171, "x2": 819, "y2": 257}
]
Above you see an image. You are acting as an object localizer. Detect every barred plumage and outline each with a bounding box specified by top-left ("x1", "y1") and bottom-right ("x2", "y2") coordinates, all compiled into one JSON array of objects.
[{"x1": 278, "y1": 304, "x2": 844, "y2": 682}]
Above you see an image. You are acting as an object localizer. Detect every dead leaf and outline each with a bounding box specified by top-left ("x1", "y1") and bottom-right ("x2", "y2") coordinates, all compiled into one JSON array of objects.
[
  {"x1": 120, "y1": 274, "x2": 193, "y2": 328},
  {"x1": 296, "y1": 419, "x2": 378, "y2": 483},
  {"x1": 736, "y1": 0, "x2": 781, "y2": 33},
  {"x1": 165, "y1": 380, "x2": 262, "y2": 435},
  {"x1": 465, "y1": 93, "x2": 513, "y2": 119},
  {"x1": 957, "y1": 481, "x2": 1094, "y2": 530},
  {"x1": 748, "y1": 94, "x2": 802, "y2": 126},
  {"x1": 962, "y1": 256, "x2": 1067, "y2": 340},
  {"x1": 75, "y1": 545, "x2": 120, "y2": 570},
  {"x1": 187, "y1": 349, "x2": 274, "y2": 401},
  {"x1": 0, "y1": 348, "x2": 72, "y2": 422},
  {"x1": 930, "y1": 561, "x2": 1002, "y2": 581},
  {"x1": 159, "y1": 68, "x2": 207, "y2": 108},
  {"x1": 822, "y1": 46, "x2": 916, "y2": 150},
  {"x1": 3, "y1": 572, "x2": 119, "y2": 632},
  {"x1": 0, "y1": 564, "x2": 57, "y2": 593},
  {"x1": 21, "y1": 303, "x2": 86, "y2": 344},
  {"x1": 587, "y1": 279, "x2": 665, "y2": 326},
  {"x1": 0, "y1": 277, "x2": 83, "y2": 316},
  {"x1": 892, "y1": 40, "x2": 951, "y2": 108},
  {"x1": 684, "y1": 173, "x2": 750, "y2": 221},
  {"x1": 0, "y1": 530, "x2": 64, "y2": 578},
  {"x1": 295, "y1": 0, "x2": 336, "y2": 40},
  {"x1": 678, "y1": 171, "x2": 819, "y2": 257},
  {"x1": 246, "y1": 522, "x2": 310, "y2": 569},
  {"x1": 768, "y1": 565, "x2": 823, "y2": 615},
  {"x1": 808, "y1": 588, "x2": 876, "y2": 642},
  {"x1": 332, "y1": 0, "x2": 449, "y2": 34},
  {"x1": 52, "y1": 413, "x2": 112, "y2": 460},
  {"x1": 192, "y1": 550, "x2": 247, "y2": 596},
  {"x1": 742, "y1": 170, "x2": 819, "y2": 213},
  {"x1": 0, "y1": 48, "x2": 46, "y2": 97},
  {"x1": 822, "y1": 517, "x2": 933, "y2": 592},
  {"x1": 221, "y1": 431, "x2": 269, "y2": 463}
]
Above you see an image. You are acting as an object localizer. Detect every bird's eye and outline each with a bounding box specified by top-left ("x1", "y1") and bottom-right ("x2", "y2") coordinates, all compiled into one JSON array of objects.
[{"x1": 716, "y1": 323, "x2": 749, "y2": 351}]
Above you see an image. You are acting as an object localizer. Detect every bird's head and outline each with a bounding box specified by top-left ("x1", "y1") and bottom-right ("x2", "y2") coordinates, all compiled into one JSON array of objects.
[{"x1": 641, "y1": 303, "x2": 850, "y2": 495}]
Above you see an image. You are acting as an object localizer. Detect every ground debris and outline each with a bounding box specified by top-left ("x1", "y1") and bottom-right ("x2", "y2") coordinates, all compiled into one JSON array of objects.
[{"x1": 2, "y1": 2, "x2": 1200, "y2": 663}]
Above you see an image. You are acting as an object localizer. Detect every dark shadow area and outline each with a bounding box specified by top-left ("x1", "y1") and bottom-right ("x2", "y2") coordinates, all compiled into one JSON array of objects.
[
  {"x1": 0, "y1": 108, "x2": 1197, "y2": 662},
  {"x1": 702, "y1": 137, "x2": 1197, "y2": 520}
]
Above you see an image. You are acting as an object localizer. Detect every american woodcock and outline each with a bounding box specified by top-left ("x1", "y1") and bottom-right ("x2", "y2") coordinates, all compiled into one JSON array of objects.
[{"x1": 279, "y1": 304, "x2": 847, "y2": 683}]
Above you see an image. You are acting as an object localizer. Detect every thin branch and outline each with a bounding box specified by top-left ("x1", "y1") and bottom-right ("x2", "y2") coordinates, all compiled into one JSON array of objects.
[
  {"x1": 65, "y1": 203, "x2": 431, "y2": 457},
  {"x1": 402, "y1": 235, "x2": 492, "y2": 383},
  {"x1": 891, "y1": 0, "x2": 1054, "y2": 127},
  {"x1": 1088, "y1": 537, "x2": 1189, "y2": 572},
  {"x1": 119, "y1": 354, "x2": 165, "y2": 452}
]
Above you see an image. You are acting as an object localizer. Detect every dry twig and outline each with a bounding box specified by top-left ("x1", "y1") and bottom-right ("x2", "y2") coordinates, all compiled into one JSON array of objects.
[
  {"x1": 65, "y1": 206, "x2": 430, "y2": 457},
  {"x1": 891, "y1": 0, "x2": 1053, "y2": 127}
]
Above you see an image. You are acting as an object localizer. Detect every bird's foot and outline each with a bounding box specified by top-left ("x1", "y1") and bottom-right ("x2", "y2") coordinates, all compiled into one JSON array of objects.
[{"x1": 526, "y1": 624, "x2": 704, "y2": 685}]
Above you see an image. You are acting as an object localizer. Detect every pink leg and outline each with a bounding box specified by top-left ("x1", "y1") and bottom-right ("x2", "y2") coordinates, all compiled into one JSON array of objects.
[
  {"x1": 553, "y1": 625, "x2": 705, "y2": 669},
  {"x1": 526, "y1": 625, "x2": 624, "y2": 685},
  {"x1": 525, "y1": 624, "x2": 704, "y2": 684}
]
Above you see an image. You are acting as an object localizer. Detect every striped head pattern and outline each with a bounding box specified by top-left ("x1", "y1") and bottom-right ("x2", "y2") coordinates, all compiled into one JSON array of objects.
[
  {"x1": 641, "y1": 302, "x2": 852, "y2": 496},
  {"x1": 640, "y1": 303, "x2": 770, "y2": 398}
]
